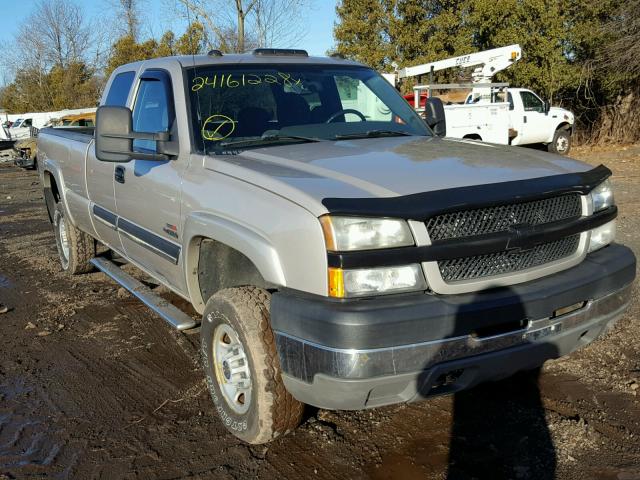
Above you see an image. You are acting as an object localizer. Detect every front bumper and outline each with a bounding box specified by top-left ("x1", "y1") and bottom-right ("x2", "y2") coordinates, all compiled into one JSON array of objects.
[{"x1": 272, "y1": 244, "x2": 635, "y2": 410}]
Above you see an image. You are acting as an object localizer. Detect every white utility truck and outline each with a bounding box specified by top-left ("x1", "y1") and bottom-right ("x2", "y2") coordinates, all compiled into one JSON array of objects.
[{"x1": 394, "y1": 45, "x2": 575, "y2": 154}]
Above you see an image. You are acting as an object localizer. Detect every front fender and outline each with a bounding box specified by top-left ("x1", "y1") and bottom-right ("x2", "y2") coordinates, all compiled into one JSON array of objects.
[
  {"x1": 182, "y1": 212, "x2": 286, "y2": 313},
  {"x1": 544, "y1": 120, "x2": 573, "y2": 144}
]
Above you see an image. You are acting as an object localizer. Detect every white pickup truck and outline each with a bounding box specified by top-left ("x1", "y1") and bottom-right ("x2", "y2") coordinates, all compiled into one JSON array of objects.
[
  {"x1": 466, "y1": 87, "x2": 574, "y2": 154},
  {"x1": 410, "y1": 84, "x2": 575, "y2": 154}
]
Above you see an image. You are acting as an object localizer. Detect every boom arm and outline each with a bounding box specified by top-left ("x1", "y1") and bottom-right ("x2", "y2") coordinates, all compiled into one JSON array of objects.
[{"x1": 396, "y1": 44, "x2": 522, "y2": 83}]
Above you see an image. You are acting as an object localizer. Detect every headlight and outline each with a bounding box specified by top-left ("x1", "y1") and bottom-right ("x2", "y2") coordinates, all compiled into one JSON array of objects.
[
  {"x1": 320, "y1": 215, "x2": 414, "y2": 251},
  {"x1": 590, "y1": 179, "x2": 614, "y2": 212},
  {"x1": 329, "y1": 264, "x2": 426, "y2": 298},
  {"x1": 589, "y1": 220, "x2": 616, "y2": 253}
]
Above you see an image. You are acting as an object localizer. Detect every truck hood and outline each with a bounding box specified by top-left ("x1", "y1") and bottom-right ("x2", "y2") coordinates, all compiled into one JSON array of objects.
[{"x1": 209, "y1": 136, "x2": 592, "y2": 214}]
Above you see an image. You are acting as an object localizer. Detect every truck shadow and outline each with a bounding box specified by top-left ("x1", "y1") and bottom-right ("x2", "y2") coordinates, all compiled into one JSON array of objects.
[
  {"x1": 446, "y1": 369, "x2": 556, "y2": 479},
  {"x1": 419, "y1": 287, "x2": 558, "y2": 479}
]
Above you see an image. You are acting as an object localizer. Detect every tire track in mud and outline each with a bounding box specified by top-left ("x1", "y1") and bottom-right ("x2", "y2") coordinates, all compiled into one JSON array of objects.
[{"x1": 0, "y1": 376, "x2": 83, "y2": 479}]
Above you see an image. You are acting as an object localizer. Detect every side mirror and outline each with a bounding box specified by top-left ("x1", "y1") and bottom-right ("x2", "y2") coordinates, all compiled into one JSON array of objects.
[
  {"x1": 544, "y1": 100, "x2": 551, "y2": 115},
  {"x1": 95, "y1": 105, "x2": 176, "y2": 162},
  {"x1": 424, "y1": 97, "x2": 446, "y2": 137}
]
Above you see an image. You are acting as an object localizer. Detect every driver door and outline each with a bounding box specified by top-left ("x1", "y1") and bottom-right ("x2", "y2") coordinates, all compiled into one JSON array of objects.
[
  {"x1": 114, "y1": 69, "x2": 187, "y2": 291},
  {"x1": 519, "y1": 90, "x2": 549, "y2": 143}
]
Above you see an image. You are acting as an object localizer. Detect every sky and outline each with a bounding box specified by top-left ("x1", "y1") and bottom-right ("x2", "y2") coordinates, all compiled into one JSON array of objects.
[{"x1": 0, "y1": 0, "x2": 337, "y2": 84}]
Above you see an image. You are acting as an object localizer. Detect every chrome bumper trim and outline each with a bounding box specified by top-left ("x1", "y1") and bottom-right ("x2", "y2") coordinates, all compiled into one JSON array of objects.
[{"x1": 275, "y1": 284, "x2": 632, "y2": 382}]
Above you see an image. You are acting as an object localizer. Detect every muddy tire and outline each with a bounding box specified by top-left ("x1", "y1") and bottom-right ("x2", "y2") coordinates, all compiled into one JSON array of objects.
[
  {"x1": 548, "y1": 129, "x2": 571, "y2": 155},
  {"x1": 53, "y1": 203, "x2": 94, "y2": 274},
  {"x1": 201, "y1": 286, "x2": 304, "y2": 444}
]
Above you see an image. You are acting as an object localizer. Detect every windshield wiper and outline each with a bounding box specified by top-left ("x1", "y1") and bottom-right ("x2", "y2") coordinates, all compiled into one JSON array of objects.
[
  {"x1": 333, "y1": 130, "x2": 414, "y2": 140},
  {"x1": 219, "y1": 133, "x2": 321, "y2": 149}
]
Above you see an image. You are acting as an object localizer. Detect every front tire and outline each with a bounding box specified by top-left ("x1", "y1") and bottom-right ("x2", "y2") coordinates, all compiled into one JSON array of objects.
[
  {"x1": 53, "y1": 203, "x2": 94, "y2": 274},
  {"x1": 548, "y1": 129, "x2": 571, "y2": 155},
  {"x1": 201, "y1": 286, "x2": 304, "y2": 444}
]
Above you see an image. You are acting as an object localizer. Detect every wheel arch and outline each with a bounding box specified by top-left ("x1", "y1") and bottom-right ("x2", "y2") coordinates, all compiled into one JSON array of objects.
[
  {"x1": 43, "y1": 169, "x2": 61, "y2": 223},
  {"x1": 183, "y1": 213, "x2": 286, "y2": 314},
  {"x1": 463, "y1": 133, "x2": 483, "y2": 141}
]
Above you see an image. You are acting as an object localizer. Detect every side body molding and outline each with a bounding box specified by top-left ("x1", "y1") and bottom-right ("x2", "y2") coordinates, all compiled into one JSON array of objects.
[{"x1": 182, "y1": 212, "x2": 286, "y2": 313}]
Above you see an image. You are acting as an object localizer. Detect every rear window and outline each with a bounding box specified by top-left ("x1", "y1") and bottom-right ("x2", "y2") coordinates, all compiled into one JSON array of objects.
[{"x1": 105, "y1": 71, "x2": 136, "y2": 106}]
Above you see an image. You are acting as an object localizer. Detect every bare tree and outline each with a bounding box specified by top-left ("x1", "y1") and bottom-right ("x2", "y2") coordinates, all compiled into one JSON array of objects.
[
  {"x1": 108, "y1": 0, "x2": 144, "y2": 40},
  {"x1": 234, "y1": 0, "x2": 258, "y2": 53},
  {"x1": 173, "y1": 0, "x2": 311, "y2": 53},
  {"x1": 18, "y1": 0, "x2": 91, "y2": 69},
  {"x1": 599, "y1": 0, "x2": 640, "y2": 76},
  {"x1": 253, "y1": 0, "x2": 307, "y2": 49}
]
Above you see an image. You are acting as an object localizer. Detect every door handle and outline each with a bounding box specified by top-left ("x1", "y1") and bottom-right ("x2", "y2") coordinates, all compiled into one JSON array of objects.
[
  {"x1": 523, "y1": 115, "x2": 527, "y2": 123},
  {"x1": 115, "y1": 166, "x2": 125, "y2": 184}
]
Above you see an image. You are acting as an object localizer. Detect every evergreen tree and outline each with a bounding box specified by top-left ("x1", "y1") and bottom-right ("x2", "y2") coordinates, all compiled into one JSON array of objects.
[{"x1": 334, "y1": 0, "x2": 395, "y2": 71}]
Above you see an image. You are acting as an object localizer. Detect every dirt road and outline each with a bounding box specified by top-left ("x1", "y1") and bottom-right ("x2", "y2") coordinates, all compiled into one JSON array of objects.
[{"x1": 1, "y1": 146, "x2": 639, "y2": 479}]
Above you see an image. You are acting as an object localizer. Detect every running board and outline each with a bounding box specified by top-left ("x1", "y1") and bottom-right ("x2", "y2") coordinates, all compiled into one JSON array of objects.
[{"x1": 90, "y1": 257, "x2": 199, "y2": 331}]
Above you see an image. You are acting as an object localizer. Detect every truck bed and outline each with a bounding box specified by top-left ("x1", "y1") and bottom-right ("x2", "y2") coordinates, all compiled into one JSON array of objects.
[{"x1": 39, "y1": 126, "x2": 95, "y2": 144}]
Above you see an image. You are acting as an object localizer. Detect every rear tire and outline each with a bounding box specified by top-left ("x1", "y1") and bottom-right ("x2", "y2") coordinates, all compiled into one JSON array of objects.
[
  {"x1": 53, "y1": 203, "x2": 94, "y2": 274},
  {"x1": 201, "y1": 286, "x2": 304, "y2": 444},
  {"x1": 548, "y1": 129, "x2": 571, "y2": 155}
]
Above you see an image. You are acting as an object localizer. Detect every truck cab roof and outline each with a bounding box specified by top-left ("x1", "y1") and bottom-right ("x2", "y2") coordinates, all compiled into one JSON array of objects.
[{"x1": 111, "y1": 50, "x2": 365, "y2": 75}]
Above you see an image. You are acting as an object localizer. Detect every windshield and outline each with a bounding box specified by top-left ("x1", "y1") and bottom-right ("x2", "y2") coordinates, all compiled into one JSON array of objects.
[
  {"x1": 187, "y1": 64, "x2": 430, "y2": 153},
  {"x1": 12, "y1": 119, "x2": 23, "y2": 128}
]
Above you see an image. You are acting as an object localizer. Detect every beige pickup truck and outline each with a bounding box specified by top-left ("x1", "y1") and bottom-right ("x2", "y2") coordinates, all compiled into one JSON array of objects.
[{"x1": 37, "y1": 49, "x2": 635, "y2": 444}]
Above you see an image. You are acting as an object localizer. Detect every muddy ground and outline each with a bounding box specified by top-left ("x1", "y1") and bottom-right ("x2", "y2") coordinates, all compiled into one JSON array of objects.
[{"x1": 0, "y1": 145, "x2": 639, "y2": 480}]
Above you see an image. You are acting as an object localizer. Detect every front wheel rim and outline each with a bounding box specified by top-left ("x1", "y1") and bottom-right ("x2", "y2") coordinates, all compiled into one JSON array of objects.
[
  {"x1": 556, "y1": 135, "x2": 569, "y2": 152},
  {"x1": 212, "y1": 323, "x2": 252, "y2": 414}
]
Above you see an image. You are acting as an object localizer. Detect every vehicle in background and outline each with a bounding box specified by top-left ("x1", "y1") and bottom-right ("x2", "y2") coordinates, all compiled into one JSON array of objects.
[
  {"x1": 58, "y1": 112, "x2": 96, "y2": 127},
  {"x1": 12, "y1": 137, "x2": 38, "y2": 168},
  {"x1": 1, "y1": 108, "x2": 97, "y2": 145},
  {"x1": 0, "y1": 124, "x2": 13, "y2": 149},
  {"x1": 38, "y1": 50, "x2": 634, "y2": 445},
  {"x1": 9, "y1": 117, "x2": 38, "y2": 141},
  {"x1": 13, "y1": 112, "x2": 96, "y2": 169},
  {"x1": 391, "y1": 45, "x2": 575, "y2": 154}
]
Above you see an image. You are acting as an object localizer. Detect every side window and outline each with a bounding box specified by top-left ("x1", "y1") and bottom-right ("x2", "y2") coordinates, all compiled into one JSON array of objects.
[
  {"x1": 132, "y1": 76, "x2": 172, "y2": 152},
  {"x1": 520, "y1": 91, "x2": 544, "y2": 113},
  {"x1": 104, "y1": 71, "x2": 136, "y2": 107},
  {"x1": 22, "y1": 119, "x2": 32, "y2": 127}
]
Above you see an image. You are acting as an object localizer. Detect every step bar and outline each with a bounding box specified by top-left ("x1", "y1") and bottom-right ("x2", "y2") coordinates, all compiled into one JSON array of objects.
[{"x1": 90, "y1": 257, "x2": 199, "y2": 331}]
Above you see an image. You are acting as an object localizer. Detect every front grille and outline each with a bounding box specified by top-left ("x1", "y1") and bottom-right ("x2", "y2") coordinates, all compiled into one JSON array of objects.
[
  {"x1": 426, "y1": 194, "x2": 582, "y2": 241},
  {"x1": 438, "y1": 234, "x2": 580, "y2": 282},
  {"x1": 425, "y1": 193, "x2": 584, "y2": 283}
]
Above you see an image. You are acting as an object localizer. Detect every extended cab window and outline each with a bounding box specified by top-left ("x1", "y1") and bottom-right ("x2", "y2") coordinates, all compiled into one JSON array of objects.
[
  {"x1": 520, "y1": 91, "x2": 544, "y2": 113},
  {"x1": 187, "y1": 64, "x2": 430, "y2": 153},
  {"x1": 132, "y1": 75, "x2": 173, "y2": 152},
  {"x1": 104, "y1": 71, "x2": 136, "y2": 106}
]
